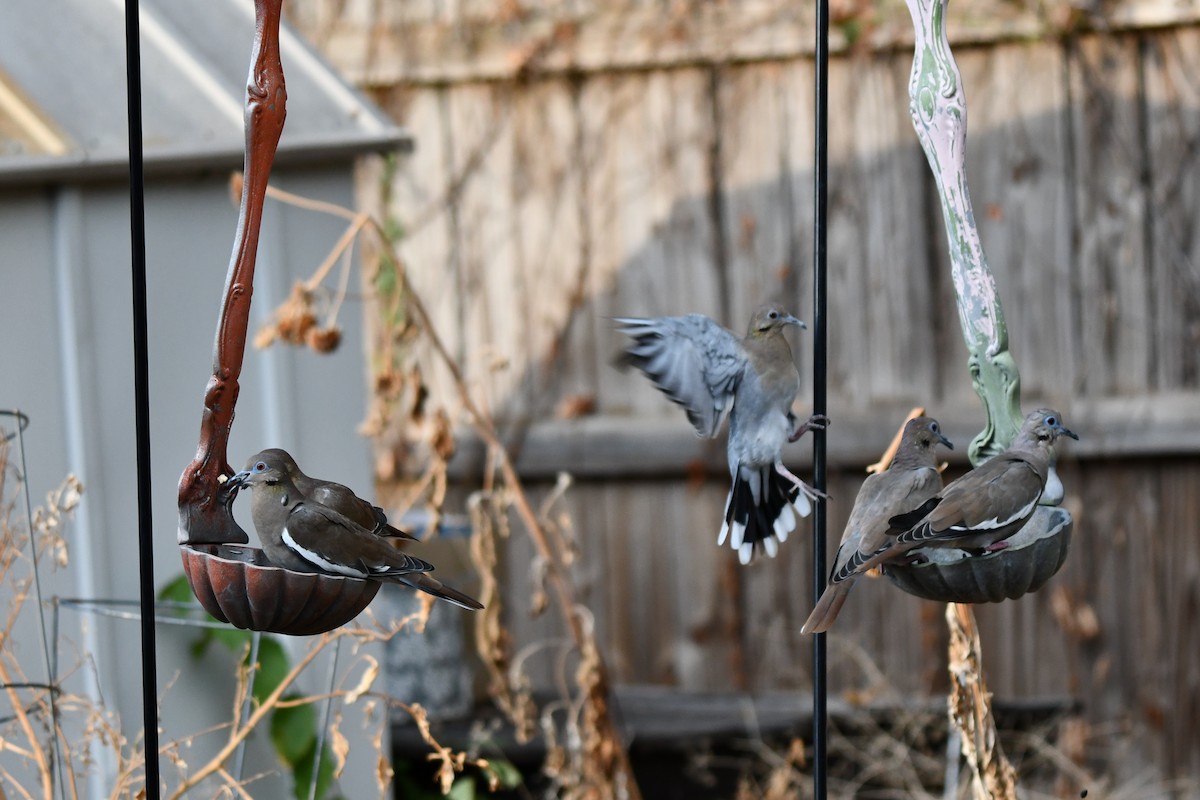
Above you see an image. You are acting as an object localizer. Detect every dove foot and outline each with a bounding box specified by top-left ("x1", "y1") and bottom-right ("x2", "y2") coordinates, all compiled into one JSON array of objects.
[
  {"x1": 789, "y1": 413, "x2": 831, "y2": 443},
  {"x1": 774, "y1": 462, "x2": 829, "y2": 501}
]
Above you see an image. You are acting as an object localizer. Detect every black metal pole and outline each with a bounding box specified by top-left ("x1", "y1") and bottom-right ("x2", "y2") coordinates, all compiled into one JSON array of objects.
[
  {"x1": 811, "y1": 0, "x2": 830, "y2": 795},
  {"x1": 124, "y1": 2, "x2": 160, "y2": 796}
]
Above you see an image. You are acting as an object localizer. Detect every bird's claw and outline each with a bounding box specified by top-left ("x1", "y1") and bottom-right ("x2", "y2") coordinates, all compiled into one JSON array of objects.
[
  {"x1": 789, "y1": 414, "x2": 831, "y2": 443},
  {"x1": 799, "y1": 482, "x2": 831, "y2": 502}
]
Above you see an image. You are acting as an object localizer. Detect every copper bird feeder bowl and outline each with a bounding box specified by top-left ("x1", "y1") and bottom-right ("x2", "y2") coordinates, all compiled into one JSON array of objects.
[
  {"x1": 181, "y1": 545, "x2": 381, "y2": 636},
  {"x1": 174, "y1": 0, "x2": 380, "y2": 635},
  {"x1": 883, "y1": 505, "x2": 1073, "y2": 604}
]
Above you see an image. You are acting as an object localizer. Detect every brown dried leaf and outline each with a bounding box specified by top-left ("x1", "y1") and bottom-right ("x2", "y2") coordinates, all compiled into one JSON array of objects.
[
  {"x1": 345, "y1": 656, "x2": 379, "y2": 704},
  {"x1": 555, "y1": 394, "x2": 596, "y2": 420},
  {"x1": 306, "y1": 325, "x2": 342, "y2": 353},
  {"x1": 330, "y1": 718, "x2": 350, "y2": 777}
]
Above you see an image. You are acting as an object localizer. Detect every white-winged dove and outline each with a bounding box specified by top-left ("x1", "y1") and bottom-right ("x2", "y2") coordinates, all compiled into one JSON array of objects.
[
  {"x1": 226, "y1": 452, "x2": 483, "y2": 610},
  {"x1": 616, "y1": 305, "x2": 827, "y2": 564},
  {"x1": 852, "y1": 408, "x2": 1078, "y2": 576},
  {"x1": 801, "y1": 416, "x2": 952, "y2": 634},
  {"x1": 253, "y1": 447, "x2": 417, "y2": 543}
]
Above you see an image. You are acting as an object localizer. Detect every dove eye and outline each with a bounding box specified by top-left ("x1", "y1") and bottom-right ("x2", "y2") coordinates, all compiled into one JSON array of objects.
[
  {"x1": 1044, "y1": 415, "x2": 1058, "y2": 428},
  {"x1": 768, "y1": 310, "x2": 778, "y2": 319},
  {"x1": 929, "y1": 422, "x2": 939, "y2": 433},
  {"x1": 255, "y1": 461, "x2": 267, "y2": 472}
]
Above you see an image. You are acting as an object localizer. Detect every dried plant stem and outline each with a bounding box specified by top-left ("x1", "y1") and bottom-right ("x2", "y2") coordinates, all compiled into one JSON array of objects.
[
  {"x1": 255, "y1": 175, "x2": 360, "y2": 223},
  {"x1": 362, "y1": 216, "x2": 643, "y2": 799},
  {"x1": 165, "y1": 633, "x2": 334, "y2": 800},
  {"x1": 303, "y1": 212, "x2": 370, "y2": 294},
  {"x1": 0, "y1": 629, "x2": 53, "y2": 800},
  {"x1": 946, "y1": 603, "x2": 1018, "y2": 799},
  {"x1": 364, "y1": 218, "x2": 578, "y2": 635}
]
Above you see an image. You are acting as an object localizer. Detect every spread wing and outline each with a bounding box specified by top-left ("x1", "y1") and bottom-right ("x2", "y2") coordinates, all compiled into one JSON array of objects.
[{"x1": 615, "y1": 314, "x2": 746, "y2": 438}]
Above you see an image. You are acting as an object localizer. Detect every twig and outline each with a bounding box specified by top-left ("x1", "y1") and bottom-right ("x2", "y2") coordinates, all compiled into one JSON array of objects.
[
  {"x1": 165, "y1": 632, "x2": 334, "y2": 799},
  {"x1": 360, "y1": 216, "x2": 642, "y2": 797},
  {"x1": 945, "y1": 603, "x2": 1018, "y2": 799}
]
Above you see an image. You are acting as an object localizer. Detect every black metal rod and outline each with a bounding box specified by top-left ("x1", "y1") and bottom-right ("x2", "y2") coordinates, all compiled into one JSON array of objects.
[
  {"x1": 124, "y1": 2, "x2": 160, "y2": 796},
  {"x1": 811, "y1": 0, "x2": 830, "y2": 794}
]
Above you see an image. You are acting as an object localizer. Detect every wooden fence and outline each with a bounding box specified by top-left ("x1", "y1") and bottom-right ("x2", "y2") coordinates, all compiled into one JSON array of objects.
[{"x1": 291, "y1": 1, "x2": 1200, "y2": 788}]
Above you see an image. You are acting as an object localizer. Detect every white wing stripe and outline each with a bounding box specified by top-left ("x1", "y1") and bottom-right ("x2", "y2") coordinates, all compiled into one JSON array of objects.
[
  {"x1": 951, "y1": 496, "x2": 1039, "y2": 532},
  {"x1": 283, "y1": 528, "x2": 367, "y2": 578}
]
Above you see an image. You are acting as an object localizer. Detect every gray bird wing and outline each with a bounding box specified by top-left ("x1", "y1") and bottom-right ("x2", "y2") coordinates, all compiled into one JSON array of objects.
[
  {"x1": 896, "y1": 452, "x2": 1046, "y2": 545},
  {"x1": 305, "y1": 482, "x2": 377, "y2": 528},
  {"x1": 615, "y1": 314, "x2": 746, "y2": 438},
  {"x1": 830, "y1": 466, "x2": 942, "y2": 583},
  {"x1": 306, "y1": 482, "x2": 419, "y2": 542},
  {"x1": 283, "y1": 502, "x2": 434, "y2": 579}
]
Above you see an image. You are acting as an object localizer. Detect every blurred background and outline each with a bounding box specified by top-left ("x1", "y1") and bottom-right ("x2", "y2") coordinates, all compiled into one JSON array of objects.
[{"x1": 2, "y1": 0, "x2": 1198, "y2": 796}]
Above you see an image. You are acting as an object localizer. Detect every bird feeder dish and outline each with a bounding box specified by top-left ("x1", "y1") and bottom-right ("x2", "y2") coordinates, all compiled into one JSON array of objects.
[
  {"x1": 181, "y1": 544, "x2": 381, "y2": 636},
  {"x1": 883, "y1": 506, "x2": 1072, "y2": 604}
]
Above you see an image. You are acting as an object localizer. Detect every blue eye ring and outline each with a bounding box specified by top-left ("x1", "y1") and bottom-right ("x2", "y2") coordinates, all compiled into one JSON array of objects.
[{"x1": 254, "y1": 461, "x2": 267, "y2": 472}]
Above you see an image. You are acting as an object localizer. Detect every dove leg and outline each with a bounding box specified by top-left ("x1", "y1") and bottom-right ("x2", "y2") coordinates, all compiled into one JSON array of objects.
[
  {"x1": 789, "y1": 413, "x2": 830, "y2": 443},
  {"x1": 775, "y1": 462, "x2": 829, "y2": 501}
]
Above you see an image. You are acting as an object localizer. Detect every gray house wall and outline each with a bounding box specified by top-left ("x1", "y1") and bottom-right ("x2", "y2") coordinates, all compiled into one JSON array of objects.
[{"x1": 1, "y1": 165, "x2": 383, "y2": 797}]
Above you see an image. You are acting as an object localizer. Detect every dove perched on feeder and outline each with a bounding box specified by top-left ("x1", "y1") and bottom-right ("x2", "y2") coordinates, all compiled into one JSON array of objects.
[
  {"x1": 226, "y1": 452, "x2": 483, "y2": 610},
  {"x1": 801, "y1": 416, "x2": 953, "y2": 635},
  {"x1": 251, "y1": 447, "x2": 417, "y2": 544},
  {"x1": 849, "y1": 408, "x2": 1078, "y2": 578},
  {"x1": 615, "y1": 305, "x2": 827, "y2": 564}
]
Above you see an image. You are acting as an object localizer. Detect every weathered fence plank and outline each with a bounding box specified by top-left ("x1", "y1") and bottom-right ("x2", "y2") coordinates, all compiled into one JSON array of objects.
[
  {"x1": 959, "y1": 41, "x2": 1076, "y2": 403},
  {"x1": 1144, "y1": 27, "x2": 1200, "y2": 391},
  {"x1": 1069, "y1": 35, "x2": 1154, "y2": 397}
]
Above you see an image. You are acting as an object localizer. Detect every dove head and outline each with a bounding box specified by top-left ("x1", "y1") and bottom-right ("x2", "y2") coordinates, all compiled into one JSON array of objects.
[
  {"x1": 747, "y1": 305, "x2": 805, "y2": 338},
  {"x1": 908, "y1": 416, "x2": 954, "y2": 452},
  {"x1": 893, "y1": 416, "x2": 953, "y2": 468},
  {"x1": 1016, "y1": 408, "x2": 1079, "y2": 448},
  {"x1": 254, "y1": 448, "x2": 306, "y2": 481},
  {"x1": 226, "y1": 451, "x2": 299, "y2": 500}
]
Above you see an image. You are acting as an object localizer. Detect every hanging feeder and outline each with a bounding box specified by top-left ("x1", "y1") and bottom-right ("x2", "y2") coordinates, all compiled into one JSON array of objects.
[
  {"x1": 881, "y1": 0, "x2": 1074, "y2": 605},
  {"x1": 175, "y1": 0, "x2": 377, "y2": 635},
  {"x1": 883, "y1": 506, "x2": 1072, "y2": 604},
  {"x1": 181, "y1": 544, "x2": 381, "y2": 636}
]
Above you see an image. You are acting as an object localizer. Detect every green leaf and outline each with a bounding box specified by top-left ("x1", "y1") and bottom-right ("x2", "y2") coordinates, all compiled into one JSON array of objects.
[
  {"x1": 446, "y1": 776, "x2": 476, "y2": 800},
  {"x1": 483, "y1": 759, "x2": 523, "y2": 790},
  {"x1": 270, "y1": 696, "x2": 317, "y2": 767},
  {"x1": 383, "y1": 218, "x2": 406, "y2": 244},
  {"x1": 251, "y1": 637, "x2": 290, "y2": 703},
  {"x1": 209, "y1": 626, "x2": 253, "y2": 654},
  {"x1": 374, "y1": 261, "x2": 397, "y2": 297},
  {"x1": 291, "y1": 740, "x2": 336, "y2": 800},
  {"x1": 157, "y1": 574, "x2": 194, "y2": 604}
]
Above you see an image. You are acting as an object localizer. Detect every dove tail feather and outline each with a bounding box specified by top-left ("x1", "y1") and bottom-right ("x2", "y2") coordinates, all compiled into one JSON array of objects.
[
  {"x1": 722, "y1": 465, "x2": 801, "y2": 562},
  {"x1": 375, "y1": 522, "x2": 420, "y2": 543},
  {"x1": 397, "y1": 574, "x2": 484, "y2": 611},
  {"x1": 802, "y1": 582, "x2": 852, "y2": 635}
]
